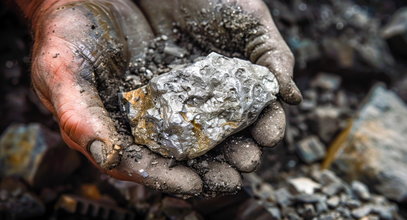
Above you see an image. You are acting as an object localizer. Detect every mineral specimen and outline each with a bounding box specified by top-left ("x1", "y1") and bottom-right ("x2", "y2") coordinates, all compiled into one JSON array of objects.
[{"x1": 120, "y1": 52, "x2": 279, "y2": 160}]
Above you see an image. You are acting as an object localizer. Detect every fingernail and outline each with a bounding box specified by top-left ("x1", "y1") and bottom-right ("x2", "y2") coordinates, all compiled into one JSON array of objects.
[
  {"x1": 89, "y1": 140, "x2": 107, "y2": 166},
  {"x1": 283, "y1": 80, "x2": 303, "y2": 105}
]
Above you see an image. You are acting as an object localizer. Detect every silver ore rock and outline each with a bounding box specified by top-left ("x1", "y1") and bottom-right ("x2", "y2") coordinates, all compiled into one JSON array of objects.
[{"x1": 120, "y1": 52, "x2": 279, "y2": 160}]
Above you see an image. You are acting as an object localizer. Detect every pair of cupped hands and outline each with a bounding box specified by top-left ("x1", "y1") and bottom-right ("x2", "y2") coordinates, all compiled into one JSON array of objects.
[{"x1": 21, "y1": 0, "x2": 301, "y2": 196}]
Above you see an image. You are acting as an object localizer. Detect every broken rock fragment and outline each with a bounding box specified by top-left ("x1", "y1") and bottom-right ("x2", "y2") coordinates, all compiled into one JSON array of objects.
[
  {"x1": 121, "y1": 52, "x2": 279, "y2": 160},
  {"x1": 326, "y1": 85, "x2": 407, "y2": 202},
  {"x1": 0, "y1": 123, "x2": 80, "y2": 187}
]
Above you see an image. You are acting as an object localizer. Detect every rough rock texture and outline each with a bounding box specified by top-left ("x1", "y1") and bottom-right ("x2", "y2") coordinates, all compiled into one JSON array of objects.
[
  {"x1": 242, "y1": 168, "x2": 400, "y2": 220},
  {"x1": 0, "y1": 124, "x2": 80, "y2": 187},
  {"x1": 120, "y1": 52, "x2": 279, "y2": 160},
  {"x1": 328, "y1": 85, "x2": 407, "y2": 202}
]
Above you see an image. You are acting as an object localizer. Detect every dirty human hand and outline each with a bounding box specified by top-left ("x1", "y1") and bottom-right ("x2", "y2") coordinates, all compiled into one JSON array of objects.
[{"x1": 18, "y1": 0, "x2": 300, "y2": 196}]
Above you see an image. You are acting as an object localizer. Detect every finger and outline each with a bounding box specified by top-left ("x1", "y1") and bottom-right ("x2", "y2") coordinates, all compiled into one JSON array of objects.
[
  {"x1": 137, "y1": 0, "x2": 176, "y2": 37},
  {"x1": 139, "y1": 0, "x2": 302, "y2": 104},
  {"x1": 250, "y1": 100, "x2": 286, "y2": 147},
  {"x1": 108, "y1": 145, "x2": 203, "y2": 195},
  {"x1": 32, "y1": 42, "x2": 124, "y2": 169},
  {"x1": 256, "y1": 51, "x2": 302, "y2": 105},
  {"x1": 238, "y1": 0, "x2": 302, "y2": 104},
  {"x1": 110, "y1": 0, "x2": 155, "y2": 58},
  {"x1": 33, "y1": 45, "x2": 204, "y2": 196},
  {"x1": 222, "y1": 136, "x2": 262, "y2": 173},
  {"x1": 31, "y1": 0, "x2": 153, "y2": 169},
  {"x1": 194, "y1": 161, "x2": 242, "y2": 194}
]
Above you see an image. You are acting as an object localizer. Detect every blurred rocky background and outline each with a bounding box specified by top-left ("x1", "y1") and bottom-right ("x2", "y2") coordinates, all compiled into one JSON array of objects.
[{"x1": 1, "y1": 0, "x2": 407, "y2": 219}]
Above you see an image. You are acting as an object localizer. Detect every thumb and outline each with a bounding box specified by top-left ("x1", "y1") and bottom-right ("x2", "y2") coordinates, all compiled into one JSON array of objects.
[
  {"x1": 32, "y1": 40, "x2": 123, "y2": 170},
  {"x1": 240, "y1": 0, "x2": 303, "y2": 104}
]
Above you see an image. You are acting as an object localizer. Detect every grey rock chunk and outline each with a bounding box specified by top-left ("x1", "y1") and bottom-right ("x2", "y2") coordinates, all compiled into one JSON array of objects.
[
  {"x1": 371, "y1": 205, "x2": 397, "y2": 220},
  {"x1": 330, "y1": 85, "x2": 407, "y2": 202},
  {"x1": 352, "y1": 181, "x2": 371, "y2": 201},
  {"x1": 322, "y1": 182, "x2": 343, "y2": 196},
  {"x1": 326, "y1": 196, "x2": 340, "y2": 208},
  {"x1": 296, "y1": 136, "x2": 326, "y2": 164},
  {"x1": 311, "y1": 169, "x2": 342, "y2": 185},
  {"x1": 295, "y1": 193, "x2": 325, "y2": 203},
  {"x1": 344, "y1": 199, "x2": 361, "y2": 209},
  {"x1": 311, "y1": 72, "x2": 342, "y2": 91},
  {"x1": 121, "y1": 52, "x2": 279, "y2": 160},
  {"x1": 288, "y1": 177, "x2": 321, "y2": 195},
  {"x1": 316, "y1": 201, "x2": 328, "y2": 213},
  {"x1": 351, "y1": 205, "x2": 372, "y2": 219},
  {"x1": 275, "y1": 188, "x2": 294, "y2": 206},
  {"x1": 266, "y1": 206, "x2": 281, "y2": 220},
  {"x1": 309, "y1": 107, "x2": 341, "y2": 142}
]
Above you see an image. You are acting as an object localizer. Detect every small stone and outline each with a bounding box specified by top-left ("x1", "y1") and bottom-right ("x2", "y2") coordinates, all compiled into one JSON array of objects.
[
  {"x1": 309, "y1": 107, "x2": 341, "y2": 142},
  {"x1": 344, "y1": 199, "x2": 361, "y2": 209},
  {"x1": 382, "y1": 8, "x2": 407, "y2": 57},
  {"x1": 288, "y1": 177, "x2": 321, "y2": 195},
  {"x1": 121, "y1": 52, "x2": 279, "y2": 160},
  {"x1": 275, "y1": 188, "x2": 293, "y2": 206},
  {"x1": 311, "y1": 169, "x2": 341, "y2": 185},
  {"x1": 322, "y1": 182, "x2": 343, "y2": 196},
  {"x1": 303, "y1": 204, "x2": 316, "y2": 218},
  {"x1": 335, "y1": 90, "x2": 348, "y2": 107},
  {"x1": 286, "y1": 212, "x2": 301, "y2": 220},
  {"x1": 371, "y1": 205, "x2": 396, "y2": 220},
  {"x1": 163, "y1": 43, "x2": 188, "y2": 58},
  {"x1": 266, "y1": 206, "x2": 281, "y2": 220},
  {"x1": 352, "y1": 181, "x2": 371, "y2": 201},
  {"x1": 370, "y1": 195, "x2": 387, "y2": 205},
  {"x1": 295, "y1": 193, "x2": 325, "y2": 203},
  {"x1": 319, "y1": 215, "x2": 335, "y2": 220},
  {"x1": 351, "y1": 205, "x2": 372, "y2": 219},
  {"x1": 337, "y1": 206, "x2": 352, "y2": 219},
  {"x1": 299, "y1": 99, "x2": 316, "y2": 111},
  {"x1": 339, "y1": 193, "x2": 349, "y2": 203},
  {"x1": 253, "y1": 183, "x2": 276, "y2": 202},
  {"x1": 311, "y1": 73, "x2": 342, "y2": 90},
  {"x1": 364, "y1": 215, "x2": 380, "y2": 220},
  {"x1": 319, "y1": 92, "x2": 335, "y2": 103},
  {"x1": 316, "y1": 201, "x2": 328, "y2": 213},
  {"x1": 0, "y1": 177, "x2": 45, "y2": 218},
  {"x1": 327, "y1": 196, "x2": 340, "y2": 208},
  {"x1": 161, "y1": 35, "x2": 168, "y2": 41},
  {"x1": 296, "y1": 136, "x2": 326, "y2": 164}
]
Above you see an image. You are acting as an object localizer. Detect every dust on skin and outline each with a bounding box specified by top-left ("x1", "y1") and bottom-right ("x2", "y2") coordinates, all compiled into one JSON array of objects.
[{"x1": 83, "y1": 2, "x2": 267, "y2": 194}]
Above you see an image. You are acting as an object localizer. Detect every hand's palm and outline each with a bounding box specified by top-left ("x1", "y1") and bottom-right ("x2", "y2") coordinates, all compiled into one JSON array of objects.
[{"x1": 31, "y1": 0, "x2": 294, "y2": 196}]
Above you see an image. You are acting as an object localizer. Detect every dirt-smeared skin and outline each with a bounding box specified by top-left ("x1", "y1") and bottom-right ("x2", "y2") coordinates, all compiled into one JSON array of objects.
[
  {"x1": 138, "y1": 0, "x2": 295, "y2": 194},
  {"x1": 29, "y1": 0, "x2": 204, "y2": 195},
  {"x1": 28, "y1": 0, "x2": 296, "y2": 196},
  {"x1": 138, "y1": 0, "x2": 302, "y2": 104},
  {"x1": 222, "y1": 136, "x2": 262, "y2": 173},
  {"x1": 201, "y1": 161, "x2": 242, "y2": 195},
  {"x1": 251, "y1": 101, "x2": 286, "y2": 147}
]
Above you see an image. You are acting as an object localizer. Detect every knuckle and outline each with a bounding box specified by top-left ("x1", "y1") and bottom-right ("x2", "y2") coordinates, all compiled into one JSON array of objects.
[
  {"x1": 284, "y1": 50, "x2": 295, "y2": 65},
  {"x1": 58, "y1": 107, "x2": 81, "y2": 138}
]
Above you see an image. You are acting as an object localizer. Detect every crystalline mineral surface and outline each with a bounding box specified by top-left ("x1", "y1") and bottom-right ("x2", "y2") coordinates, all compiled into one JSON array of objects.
[{"x1": 120, "y1": 52, "x2": 279, "y2": 160}]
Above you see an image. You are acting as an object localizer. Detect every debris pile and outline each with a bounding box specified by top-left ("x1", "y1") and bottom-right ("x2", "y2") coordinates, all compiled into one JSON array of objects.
[{"x1": 243, "y1": 167, "x2": 401, "y2": 219}]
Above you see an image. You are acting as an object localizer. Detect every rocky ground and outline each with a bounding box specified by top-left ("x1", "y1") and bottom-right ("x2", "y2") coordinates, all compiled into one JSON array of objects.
[{"x1": 1, "y1": 0, "x2": 407, "y2": 219}]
